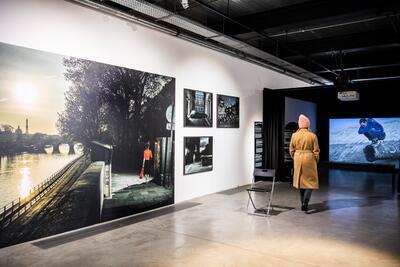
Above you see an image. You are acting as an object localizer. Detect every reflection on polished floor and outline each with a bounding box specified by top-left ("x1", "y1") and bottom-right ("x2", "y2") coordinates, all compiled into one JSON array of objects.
[{"x1": 0, "y1": 170, "x2": 399, "y2": 267}]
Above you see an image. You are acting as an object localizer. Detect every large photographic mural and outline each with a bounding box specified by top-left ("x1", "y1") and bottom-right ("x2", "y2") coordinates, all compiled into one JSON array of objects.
[{"x1": 0, "y1": 42, "x2": 175, "y2": 247}]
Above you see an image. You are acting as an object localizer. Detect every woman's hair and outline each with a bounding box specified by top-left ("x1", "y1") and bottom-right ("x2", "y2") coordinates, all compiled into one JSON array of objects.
[
  {"x1": 298, "y1": 114, "x2": 310, "y2": 129},
  {"x1": 145, "y1": 143, "x2": 150, "y2": 149}
]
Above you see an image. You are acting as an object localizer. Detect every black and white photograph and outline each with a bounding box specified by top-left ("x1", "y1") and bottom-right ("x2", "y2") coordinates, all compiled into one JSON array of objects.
[
  {"x1": 184, "y1": 137, "x2": 213, "y2": 175},
  {"x1": 184, "y1": 88, "x2": 213, "y2": 127},
  {"x1": 217, "y1": 94, "x2": 239, "y2": 128}
]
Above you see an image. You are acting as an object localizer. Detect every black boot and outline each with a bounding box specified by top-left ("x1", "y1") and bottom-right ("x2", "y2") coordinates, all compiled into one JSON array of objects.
[
  {"x1": 299, "y1": 189, "x2": 305, "y2": 210},
  {"x1": 301, "y1": 202, "x2": 306, "y2": 211},
  {"x1": 303, "y1": 200, "x2": 309, "y2": 212}
]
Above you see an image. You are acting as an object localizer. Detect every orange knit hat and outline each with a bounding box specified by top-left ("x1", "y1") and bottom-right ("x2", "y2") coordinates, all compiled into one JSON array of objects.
[{"x1": 298, "y1": 114, "x2": 310, "y2": 128}]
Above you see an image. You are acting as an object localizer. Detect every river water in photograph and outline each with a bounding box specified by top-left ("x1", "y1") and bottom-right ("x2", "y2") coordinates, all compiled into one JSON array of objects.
[{"x1": 0, "y1": 153, "x2": 79, "y2": 207}]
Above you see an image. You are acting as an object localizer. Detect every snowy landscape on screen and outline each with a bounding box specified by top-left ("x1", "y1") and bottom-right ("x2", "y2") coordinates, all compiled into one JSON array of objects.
[{"x1": 329, "y1": 118, "x2": 400, "y2": 167}]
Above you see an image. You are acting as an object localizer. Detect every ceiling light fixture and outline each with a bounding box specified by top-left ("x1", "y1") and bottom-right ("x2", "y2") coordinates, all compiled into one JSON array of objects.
[{"x1": 181, "y1": 0, "x2": 189, "y2": 9}]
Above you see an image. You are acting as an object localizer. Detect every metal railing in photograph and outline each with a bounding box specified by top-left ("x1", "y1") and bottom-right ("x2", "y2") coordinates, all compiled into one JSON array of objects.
[{"x1": 0, "y1": 155, "x2": 84, "y2": 228}]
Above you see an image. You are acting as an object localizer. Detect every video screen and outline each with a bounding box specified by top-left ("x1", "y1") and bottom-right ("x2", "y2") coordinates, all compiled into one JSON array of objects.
[{"x1": 329, "y1": 118, "x2": 400, "y2": 168}]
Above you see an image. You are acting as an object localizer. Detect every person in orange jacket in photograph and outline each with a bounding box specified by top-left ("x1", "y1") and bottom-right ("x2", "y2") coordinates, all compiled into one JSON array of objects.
[{"x1": 141, "y1": 142, "x2": 153, "y2": 180}]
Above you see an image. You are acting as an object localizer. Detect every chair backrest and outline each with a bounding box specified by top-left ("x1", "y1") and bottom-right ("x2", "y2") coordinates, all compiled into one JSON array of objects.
[{"x1": 253, "y1": 168, "x2": 275, "y2": 182}]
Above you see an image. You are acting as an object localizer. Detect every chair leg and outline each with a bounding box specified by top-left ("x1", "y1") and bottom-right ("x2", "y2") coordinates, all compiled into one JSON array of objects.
[
  {"x1": 267, "y1": 179, "x2": 276, "y2": 216},
  {"x1": 247, "y1": 191, "x2": 257, "y2": 210}
]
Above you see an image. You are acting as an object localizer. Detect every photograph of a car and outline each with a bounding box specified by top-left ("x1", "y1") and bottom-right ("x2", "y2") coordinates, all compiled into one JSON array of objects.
[{"x1": 184, "y1": 89, "x2": 212, "y2": 127}]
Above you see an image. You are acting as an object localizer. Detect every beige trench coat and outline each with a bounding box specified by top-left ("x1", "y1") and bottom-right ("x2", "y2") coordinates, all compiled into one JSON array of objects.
[{"x1": 289, "y1": 128, "x2": 320, "y2": 189}]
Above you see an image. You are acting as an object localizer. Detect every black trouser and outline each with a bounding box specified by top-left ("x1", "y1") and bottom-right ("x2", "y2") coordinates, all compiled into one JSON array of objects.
[
  {"x1": 299, "y1": 189, "x2": 313, "y2": 204},
  {"x1": 144, "y1": 160, "x2": 152, "y2": 175}
]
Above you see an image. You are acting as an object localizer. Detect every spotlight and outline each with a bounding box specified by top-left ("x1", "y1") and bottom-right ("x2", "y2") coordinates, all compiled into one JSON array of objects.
[{"x1": 181, "y1": 0, "x2": 189, "y2": 9}]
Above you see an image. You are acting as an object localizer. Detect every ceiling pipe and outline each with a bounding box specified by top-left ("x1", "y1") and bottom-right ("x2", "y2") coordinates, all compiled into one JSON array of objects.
[
  {"x1": 269, "y1": 14, "x2": 399, "y2": 38},
  {"x1": 285, "y1": 43, "x2": 400, "y2": 61},
  {"x1": 68, "y1": 0, "x2": 322, "y2": 85},
  {"x1": 190, "y1": 0, "x2": 339, "y2": 78},
  {"x1": 351, "y1": 76, "x2": 400, "y2": 83},
  {"x1": 315, "y1": 63, "x2": 400, "y2": 73}
]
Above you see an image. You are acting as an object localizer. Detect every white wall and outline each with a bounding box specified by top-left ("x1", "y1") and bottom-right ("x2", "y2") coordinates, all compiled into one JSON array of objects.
[
  {"x1": 285, "y1": 97, "x2": 317, "y2": 133},
  {"x1": 0, "y1": 0, "x2": 310, "y2": 203}
]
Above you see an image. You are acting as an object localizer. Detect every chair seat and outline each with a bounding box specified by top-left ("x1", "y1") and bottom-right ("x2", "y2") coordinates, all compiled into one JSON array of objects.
[
  {"x1": 247, "y1": 187, "x2": 271, "y2": 193},
  {"x1": 247, "y1": 169, "x2": 276, "y2": 217},
  {"x1": 247, "y1": 181, "x2": 273, "y2": 192}
]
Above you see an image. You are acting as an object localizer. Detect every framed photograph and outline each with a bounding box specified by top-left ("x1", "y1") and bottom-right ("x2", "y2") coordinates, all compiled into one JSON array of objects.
[
  {"x1": 217, "y1": 94, "x2": 239, "y2": 128},
  {"x1": 184, "y1": 88, "x2": 213, "y2": 127},
  {"x1": 184, "y1": 136, "x2": 213, "y2": 175}
]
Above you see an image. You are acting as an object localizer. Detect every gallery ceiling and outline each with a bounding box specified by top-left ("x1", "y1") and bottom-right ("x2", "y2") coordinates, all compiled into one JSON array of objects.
[{"x1": 74, "y1": 0, "x2": 400, "y2": 86}]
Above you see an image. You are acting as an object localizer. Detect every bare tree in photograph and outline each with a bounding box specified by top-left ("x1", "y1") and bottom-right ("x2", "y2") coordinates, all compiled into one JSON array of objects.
[
  {"x1": 57, "y1": 58, "x2": 109, "y2": 148},
  {"x1": 57, "y1": 57, "x2": 173, "y2": 170}
]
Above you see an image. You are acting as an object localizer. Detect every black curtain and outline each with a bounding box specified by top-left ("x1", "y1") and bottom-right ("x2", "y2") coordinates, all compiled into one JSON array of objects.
[{"x1": 263, "y1": 89, "x2": 285, "y2": 179}]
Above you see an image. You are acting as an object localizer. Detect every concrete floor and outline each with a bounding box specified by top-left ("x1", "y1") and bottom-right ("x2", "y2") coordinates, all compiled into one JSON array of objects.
[{"x1": 0, "y1": 170, "x2": 399, "y2": 267}]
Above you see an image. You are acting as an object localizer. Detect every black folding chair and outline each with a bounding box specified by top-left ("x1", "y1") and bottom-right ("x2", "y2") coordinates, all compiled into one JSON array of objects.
[{"x1": 246, "y1": 169, "x2": 276, "y2": 216}]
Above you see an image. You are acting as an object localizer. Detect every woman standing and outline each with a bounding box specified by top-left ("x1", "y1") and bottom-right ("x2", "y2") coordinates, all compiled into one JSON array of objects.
[{"x1": 289, "y1": 114, "x2": 320, "y2": 212}]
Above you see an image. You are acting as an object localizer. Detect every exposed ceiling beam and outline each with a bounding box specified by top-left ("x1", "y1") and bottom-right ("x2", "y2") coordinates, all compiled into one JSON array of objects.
[
  {"x1": 189, "y1": 0, "x2": 338, "y2": 77},
  {"x1": 214, "y1": 0, "x2": 400, "y2": 36},
  {"x1": 236, "y1": 14, "x2": 399, "y2": 42},
  {"x1": 284, "y1": 43, "x2": 400, "y2": 62},
  {"x1": 74, "y1": 0, "x2": 400, "y2": 86},
  {"x1": 351, "y1": 76, "x2": 400, "y2": 82},
  {"x1": 288, "y1": 48, "x2": 400, "y2": 81},
  {"x1": 275, "y1": 29, "x2": 400, "y2": 58},
  {"x1": 315, "y1": 63, "x2": 400, "y2": 73},
  {"x1": 70, "y1": 0, "x2": 332, "y2": 84},
  {"x1": 291, "y1": 51, "x2": 400, "y2": 72}
]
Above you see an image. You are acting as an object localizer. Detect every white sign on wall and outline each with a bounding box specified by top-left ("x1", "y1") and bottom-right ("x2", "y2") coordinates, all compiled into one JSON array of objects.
[{"x1": 338, "y1": 91, "x2": 360, "y2": 101}]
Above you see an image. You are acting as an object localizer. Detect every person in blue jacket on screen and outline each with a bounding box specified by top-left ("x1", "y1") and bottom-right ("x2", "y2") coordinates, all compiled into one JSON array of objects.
[{"x1": 358, "y1": 118, "x2": 386, "y2": 144}]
